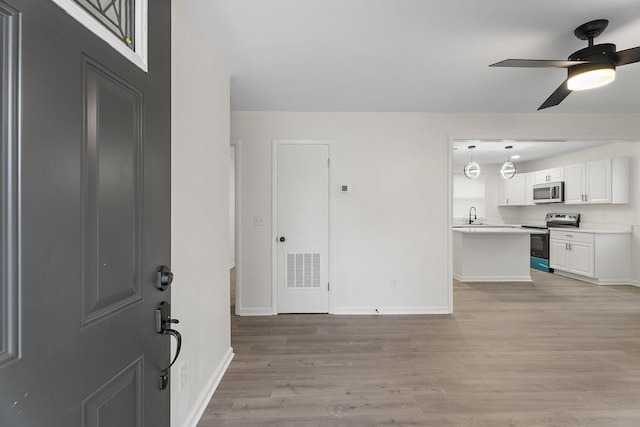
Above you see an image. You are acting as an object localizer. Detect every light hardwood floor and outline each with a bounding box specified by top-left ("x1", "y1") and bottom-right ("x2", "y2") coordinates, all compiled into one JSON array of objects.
[{"x1": 200, "y1": 270, "x2": 640, "y2": 426}]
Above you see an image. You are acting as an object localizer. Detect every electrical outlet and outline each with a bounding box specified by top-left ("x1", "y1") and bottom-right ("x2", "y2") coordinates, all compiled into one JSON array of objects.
[
  {"x1": 179, "y1": 363, "x2": 187, "y2": 391},
  {"x1": 253, "y1": 216, "x2": 265, "y2": 226},
  {"x1": 390, "y1": 279, "x2": 398, "y2": 289}
]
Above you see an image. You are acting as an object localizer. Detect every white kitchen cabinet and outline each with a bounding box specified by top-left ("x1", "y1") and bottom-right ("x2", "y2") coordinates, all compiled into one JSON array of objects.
[
  {"x1": 568, "y1": 241, "x2": 595, "y2": 277},
  {"x1": 564, "y1": 163, "x2": 585, "y2": 204},
  {"x1": 586, "y1": 159, "x2": 612, "y2": 203},
  {"x1": 550, "y1": 230, "x2": 631, "y2": 284},
  {"x1": 564, "y1": 158, "x2": 629, "y2": 205},
  {"x1": 534, "y1": 167, "x2": 564, "y2": 184},
  {"x1": 524, "y1": 172, "x2": 535, "y2": 205},
  {"x1": 506, "y1": 173, "x2": 525, "y2": 206},
  {"x1": 497, "y1": 173, "x2": 525, "y2": 206},
  {"x1": 549, "y1": 239, "x2": 570, "y2": 270},
  {"x1": 550, "y1": 231, "x2": 594, "y2": 277}
]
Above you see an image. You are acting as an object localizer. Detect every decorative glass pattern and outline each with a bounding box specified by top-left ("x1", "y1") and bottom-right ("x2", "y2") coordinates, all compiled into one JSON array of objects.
[{"x1": 74, "y1": 0, "x2": 135, "y2": 49}]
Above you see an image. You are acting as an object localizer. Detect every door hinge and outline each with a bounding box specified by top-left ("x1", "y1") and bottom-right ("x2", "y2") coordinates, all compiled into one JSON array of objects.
[
  {"x1": 327, "y1": 282, "x2": 330, "y2": 291},
  {"x1": 327, "y1": 158, "x2": 330, "y2": 167}
]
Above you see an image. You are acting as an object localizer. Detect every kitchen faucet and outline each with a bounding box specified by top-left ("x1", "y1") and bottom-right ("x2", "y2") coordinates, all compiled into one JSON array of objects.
[{"x1": 468, "y1": 206, "x2": 477, "y2": 224}]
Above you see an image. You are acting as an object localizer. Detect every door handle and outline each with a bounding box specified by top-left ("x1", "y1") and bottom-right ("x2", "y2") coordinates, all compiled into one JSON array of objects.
[
  {"x1": 156, "y1": 301, "x2": 182, "y2": 390},
  {"x1": 156, "y1": 265, "x2": 174, "y2": 291},
  {"x1": 279, "y1": 236, "x2": 286, "y2": 243}
]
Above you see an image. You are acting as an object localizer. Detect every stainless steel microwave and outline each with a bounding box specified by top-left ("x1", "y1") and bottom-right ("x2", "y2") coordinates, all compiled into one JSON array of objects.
[{"x1": 533, "y1": 181, "x2": 564, "y2": 204}]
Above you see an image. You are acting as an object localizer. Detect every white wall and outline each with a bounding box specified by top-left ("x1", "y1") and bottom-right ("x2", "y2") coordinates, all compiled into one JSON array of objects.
[
  {"x1": 453, "y1": 173, "x2": 486, "y2": 222},
  {"x1": 232, "y1": 112, "x2": 640, "y2": 315},
  {"x1": 171, "y1": 2, "x2": 232, "y2": 426}
]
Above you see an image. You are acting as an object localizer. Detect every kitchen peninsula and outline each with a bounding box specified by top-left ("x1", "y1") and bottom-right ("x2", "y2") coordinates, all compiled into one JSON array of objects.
[{"x1": 452, "y1": 227, "x2": 546, "y2": 282}]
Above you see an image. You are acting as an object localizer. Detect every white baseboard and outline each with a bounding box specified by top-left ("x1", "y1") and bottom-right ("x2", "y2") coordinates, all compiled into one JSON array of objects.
[
  {"x1": 181, "y1": 347, "x2": 234, "y2": 427},
  {"x1": 453, "y1": 273, "x2": 532, "y2": 282},
  {"x1": 595, "y1": 281, "x2": 640, "y2": 286},
  {"x1": 237, "y1": 307, "x2": 273, "y2": 316},
  {"x1": 240, "y1": 306, "x2": 452, "y2": 316},
  {"x1": 553, "y1": 270, "x2": 638, "y2": 286},
  {"x1": 331, "y1": 306, "x2": 450, "y2": 315}
]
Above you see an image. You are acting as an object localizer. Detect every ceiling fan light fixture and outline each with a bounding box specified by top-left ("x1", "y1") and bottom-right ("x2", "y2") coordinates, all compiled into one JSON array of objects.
[{"x1": 567, "y1": 63, "x2": 615, "y2": 91}]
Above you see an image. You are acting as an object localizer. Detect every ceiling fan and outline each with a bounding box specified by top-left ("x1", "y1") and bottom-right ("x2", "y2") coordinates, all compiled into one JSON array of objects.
[{"x1": 490, "y1": 19, "x2": 640, "y2": 110}]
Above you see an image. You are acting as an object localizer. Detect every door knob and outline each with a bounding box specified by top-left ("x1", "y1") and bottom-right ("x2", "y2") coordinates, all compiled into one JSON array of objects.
[
  {"x1": 156, "y1": 265, "x2": 174, "y2": 291},
  {"x1": 279, "y1": 236, "x2": 286, "y2": 242}
]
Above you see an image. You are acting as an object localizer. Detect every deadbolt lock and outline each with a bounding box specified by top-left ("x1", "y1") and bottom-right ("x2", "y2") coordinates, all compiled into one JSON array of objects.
[{"x1": 156, "y1": 265, "x2": 174, "y2": 291}]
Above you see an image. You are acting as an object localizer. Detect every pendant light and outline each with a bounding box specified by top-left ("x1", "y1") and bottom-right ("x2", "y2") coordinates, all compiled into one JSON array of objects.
[
  {"x1": 463, "y1": 145, "x2": 480, "y2": 179},
  {"x1": 500, "y1": 145, "x2": 517, "y2": 179}
]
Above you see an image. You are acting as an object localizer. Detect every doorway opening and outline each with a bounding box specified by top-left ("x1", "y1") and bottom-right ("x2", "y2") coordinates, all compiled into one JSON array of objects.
[
  {"x1": 230, "y1": 141, "x2": 238, "y2": 315},
  {"x1": 450, "y1": 137, "x2": 638, "y2": 308}
]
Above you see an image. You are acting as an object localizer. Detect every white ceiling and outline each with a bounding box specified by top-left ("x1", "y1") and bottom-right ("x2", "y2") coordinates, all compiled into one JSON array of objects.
[
  {"x1": 451, "y1": 139, "x2": 616, "y2": 167},
  {"x1": 184, "y1": 0, "x2": 640, "y2": 113}
]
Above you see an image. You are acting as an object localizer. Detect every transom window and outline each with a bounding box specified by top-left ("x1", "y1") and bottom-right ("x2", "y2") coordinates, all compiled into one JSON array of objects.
[
  {"x1": 74, "y1": 0, "x2": 135, "y2": 49},
  {"x1": 51, "y1": 0, "x2": 148, "y2": 71}
]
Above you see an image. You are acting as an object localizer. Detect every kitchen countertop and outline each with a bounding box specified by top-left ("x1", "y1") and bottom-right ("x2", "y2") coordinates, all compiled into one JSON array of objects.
[
  {"x1": 451, "y1": 223, "x2": 521, "y2": 228},
  {"x1": 549, "y1": 227, "x2": 632, "y2": 234},
  {"x1": 453, "y1": 227, "x2": 547, "y2": 234}
]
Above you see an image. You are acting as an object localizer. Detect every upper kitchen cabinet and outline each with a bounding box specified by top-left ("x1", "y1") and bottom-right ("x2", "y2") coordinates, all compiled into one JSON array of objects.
[
  {"x1": 564, "y1": 158, "x2": 629, "y2": 205},
  {"x1": 534, "y1": 167, "x2": 564, "y2": 184},
  {"x1": 497, "y1": 172, "x2": 526, "y2": 206},
  {"x1": 524, "y1": 172, "x2": 535, "y2": 205}
]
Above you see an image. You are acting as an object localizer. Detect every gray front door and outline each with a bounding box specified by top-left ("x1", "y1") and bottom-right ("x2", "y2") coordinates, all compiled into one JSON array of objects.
[{"x1": 0, "y1": 1, "x2": 172, "y2": 426}]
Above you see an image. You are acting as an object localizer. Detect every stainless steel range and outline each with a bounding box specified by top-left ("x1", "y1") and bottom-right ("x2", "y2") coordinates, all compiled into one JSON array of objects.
[{"x1": 521, "y1": 213, "x2": 580, "y2": 272}]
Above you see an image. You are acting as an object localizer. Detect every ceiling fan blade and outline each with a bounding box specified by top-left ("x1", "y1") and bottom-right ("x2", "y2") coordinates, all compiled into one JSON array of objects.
[
  {"x1": 538, "y1": 80, "x2": 572, "y2": 110},
  {"x1": 490, "y1": 59, "x2": 586, "y2": 68},
  {"x1": 616, "y1": 46, "x2": 640, "y2": 66}
]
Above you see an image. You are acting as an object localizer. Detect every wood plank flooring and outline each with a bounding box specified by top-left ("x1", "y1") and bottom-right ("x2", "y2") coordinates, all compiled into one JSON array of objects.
[{"x1": 200, "y1": 270, "x2": 640, "y2": 426}]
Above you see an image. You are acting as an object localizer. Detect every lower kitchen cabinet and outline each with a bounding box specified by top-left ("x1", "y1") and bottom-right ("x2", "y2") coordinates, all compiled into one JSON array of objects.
[
  {"x1": 549, "y1": 233, "x2": 593, "y2": 277},
  {"x1": 549, "y1": 230, "x2": 631, "y2": 284}
]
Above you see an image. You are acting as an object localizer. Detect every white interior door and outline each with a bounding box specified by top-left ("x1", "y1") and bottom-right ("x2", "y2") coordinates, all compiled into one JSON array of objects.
[{"x1": 275, "y1": 143, "x2": 329, "y2": 313}]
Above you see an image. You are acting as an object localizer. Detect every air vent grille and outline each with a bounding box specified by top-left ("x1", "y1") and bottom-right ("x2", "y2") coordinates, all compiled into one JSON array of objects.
[{"x1": 286, "y1": 253, "x2": 320, "y2": 288}]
